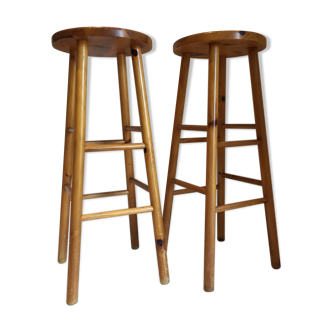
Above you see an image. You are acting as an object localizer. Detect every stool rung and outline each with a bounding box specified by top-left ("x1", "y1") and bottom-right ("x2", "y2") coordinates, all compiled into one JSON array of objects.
[
  {"x1": 222, "y1": 173, "x2": 262, "y2": 186},
  {"x1": 129, "y1": 177, "x2": 149, "y2": 192},
  {"x1": 82, "y1": 206, "x2": 153, "y2": 221},
  {"x1": 177, "y1": 123, "x2": 207, "y2": 132},
  {"x1": 216, "y1": 197, "x2": 267, "y2": 213},
  {"x1": 177, "y1": 121, "x2": 255, "y2": 132},
  {"x1": 180, "y1": 136, "x2": 206, "y2": 144},
  {"x1": 180, "y1": 136, "x2": 261, "y2": 148},
  {"x1": 83, "y1": 190, "x2": 129, "y2": 200},
  {"x1": 221, "y1": 121, "x2": 255, "y2": 130},
  {"x1": 85, "y1": 142, "x2": 145, "y2": 152},
  {"x1": 218, "y1": 139, "x2": 260, "y2": 148},
  {"x1": 85, "y1": 139, "x2": 125, "y2": 145},
  {"x1": 125, "y1": 126, "x2": 142, "y2": 132},
  {"x1": 174, "y1": 187, "x2": 205, "y2": 195},
  {"x1": 171, "y1": 178, "x2": 206, "y2": 195}
]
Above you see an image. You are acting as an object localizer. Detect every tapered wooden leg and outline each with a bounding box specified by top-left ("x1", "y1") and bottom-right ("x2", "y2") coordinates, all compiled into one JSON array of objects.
[
  {"x1": 204, "y1": 43, "x2": 219, "y2": 292},
  {"x1": 117, "y1": 53, "x2": 139, "y2": 250},
  {"x1": 248, "y1": 47, "x2": 281, "y2": 269},
  {"x1": 131, "y1": 45, "x2": 170, "y2": 285},
  {"x1": 67, "y1": 40, "x2": 88, "y2": 305},
  {"x1": 217, "y1": 56, "x2": 226, "y2": 242},
  {"x1": 163, "y1": 53, "x2": 191, "y2": 249},
  {"x1": 58, "y1": 53, "x2": 76, "y2": 263}
]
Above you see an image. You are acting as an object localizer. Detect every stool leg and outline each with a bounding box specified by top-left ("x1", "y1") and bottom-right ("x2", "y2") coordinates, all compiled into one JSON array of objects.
[
  {"x1": 117, "y1": 53, "x2": 139, "y2": 250},
  {"x1": 204, "y1": 43, "x2": 219, "y2": 292},
  {"x1": 217, "y1": 56, "x2": 226, "y2": 242},
  {"x1": 58, "y1": 53, "x2": 76, "y2": 263},
  {"x1": 248, "y1": 47, "x2": 281, "y2": 269},
  {"x1": 67, "y1": 40, "x2": 88, "y2": 305},
  {"x1": 163, "y1": 53, "x2": 191, "y2": 249},
  {"x1": 131, "y1": 45, "x2": 170, "y2": 285}
]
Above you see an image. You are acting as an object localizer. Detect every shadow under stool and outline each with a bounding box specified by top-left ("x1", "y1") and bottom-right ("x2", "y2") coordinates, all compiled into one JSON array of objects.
[
  {"x1": 163, "y1": 30, "x2": 280, "y2": 292},
  {"x1": 52, "y1": 27, "x2": 169, "y2": 305}
]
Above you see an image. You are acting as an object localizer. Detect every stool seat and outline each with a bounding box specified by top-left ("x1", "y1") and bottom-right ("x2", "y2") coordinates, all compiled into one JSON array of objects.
[
  {"x1": 173, "y1": 30, "x2": 266, "y2": 59},
  {"x1": 52, "y1": 27, "x2": 152, "y2": 57}
]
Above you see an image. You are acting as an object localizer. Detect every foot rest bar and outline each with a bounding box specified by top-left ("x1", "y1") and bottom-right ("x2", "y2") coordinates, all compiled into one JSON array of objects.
[
  {"x1": 179, "y1": 139, "x2": 260, "y2": 145},
  {"x1": 216, "y1": 197, "x2": 267, "y2": 213},
  {"x1": 85, "y1": 140, "x2": 145, "y2": 153},
  {"x1": 171, "y1": 178, "x2": 206, "y2": 195},
  {"x1": 218, "y1": 138, "x2": 261, "y2": 148},
  {"x1": 221, "y1": 173, "x2": 262, "y2": 187},
  {"x1": 221, "y1": 122, "x2": 255, "y2": 130},
  {"x1": 174, "y1": 185, "x2": 219, "y2": 195},
  {"x1": 82, "y1": 206, "x2": 153, "y2": 221},
  {"x1": 86, "y1": 139, "x2": 125, "y2": 145},
  {"x1": 83, "y1": 189, "x2": 129, "y2": 200},
  {"x1": 125, "y1": 125, "x2": 142, "y2": 133},
  {"x1": 177, "y1": 124, "x2": 256, "y2": 131},
  {"x1": 129, "y1": 178, "x2": 149, "y2": 193}
]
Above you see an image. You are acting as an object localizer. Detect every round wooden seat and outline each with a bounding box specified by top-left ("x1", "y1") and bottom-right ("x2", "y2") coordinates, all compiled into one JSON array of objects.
[
  {"x1": 52, "y1": 27, "x2": 152, "y2": 57},
  {"x1": 173, "y1": 30, "x2": 266, "y2": 59}
]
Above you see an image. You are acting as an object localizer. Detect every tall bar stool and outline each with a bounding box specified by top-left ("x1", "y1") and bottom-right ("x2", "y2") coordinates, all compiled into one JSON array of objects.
[
  {"x1": 163, "y1": 31, "x2": 280, "y2": 292},
  {"x1": 52, "y1": 27, "x2": 169, "y2": 305}
]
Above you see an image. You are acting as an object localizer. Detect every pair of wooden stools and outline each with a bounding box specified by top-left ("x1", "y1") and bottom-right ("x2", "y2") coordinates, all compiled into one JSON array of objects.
[{"x1": 52, "y1": 27, "x2": 280, "y2": 305}]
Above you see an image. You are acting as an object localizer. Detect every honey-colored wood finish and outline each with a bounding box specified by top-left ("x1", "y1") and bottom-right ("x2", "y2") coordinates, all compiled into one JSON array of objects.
[
  {"x1": 163, "y1": 53, "x2": 191, "y2": 249},
  {"x1": 248, "y1": 48, "x2": 281, "y2": 270},
  {"x1": 117, "y1": 53, "x2": 139, "y2": 250},
  {"x1": 67, "y1": 40, "x2": 88, "y2": 305},
  {"x1": 83, "y1": 189, "x2": 129, "y2": 199},
  {"x1": 164, "y1": 30, "x2": 280, "y2": 293},
  {"x1": 58, "y1": 53, "x2": 76, "y2": 264},
  {"x1": 216, "y1": 197, "x2": 267, "y2": 213},
  {"x1": 54, "y1": 27, "x2": 170, "y2": 305},
  {"x1": 129, "y1": 178, "x2": 149, "y2": 193},
  {"x1": 221, "y1": 173, "x2": 262, "y2": 187},
  {"x1": 50, "y1": 25, "x2": 153, "y2": 58},
  {"x1": 174, "y1": 31, "x2": 266, "y2": 59},
  {"x1": 217, "y1": 56, "x2": 226, "y2": 242},
  {"x1": 82, "y1": 205, "x2": 153, "y2": 222},
  {"x1": 85, "y1": 140, "x2": 145, "y2": 153},
  {"x1": 131, "y1": 44, "x2": 169, "y2": 285},
  {"x1": 171, "y1": 178, "x2": 206, "y2": 195},
  {"x1": 177, "y1": 124, "x2": 256, "y2": 130},
  {"x1": 204, "y1": 43, "x2": 219, "y2": 292}
]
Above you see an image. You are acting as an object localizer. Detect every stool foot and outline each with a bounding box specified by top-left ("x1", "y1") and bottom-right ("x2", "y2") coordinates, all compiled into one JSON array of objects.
[
  {"x1": 156, "y1": 241, "x2": 170, "y2": 285},
  {"x1": 272, "y1": 261, "x2": 281, "y2": 269},
  {"x1": 159, "y1": 276, "x2": 170, "y2": 286},
  {"x1": 129, "y1": 218, "x2": 139, "y2": 250}
]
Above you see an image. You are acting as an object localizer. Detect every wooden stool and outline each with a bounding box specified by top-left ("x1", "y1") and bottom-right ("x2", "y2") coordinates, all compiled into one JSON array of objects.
[
  {"x1": 163, "y1": 31, "x2": 280, "y2": 292},
  {"x1": 52, "y1": 27, "x2": 169, "y2": 305}
]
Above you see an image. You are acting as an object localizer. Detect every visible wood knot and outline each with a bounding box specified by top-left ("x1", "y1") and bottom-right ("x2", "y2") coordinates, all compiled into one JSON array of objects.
[
  {"x1": 144, "y1": 148, "x2": 147, "y2": 153},
  {"x1": 221, "y1": 96, "x2": 225, "y2": 101},
  {"x1": 131, "y1": 49, "x2": 138, "y2": 56},
  {"x1": 239, "y1": 31, "x2": 245, "y2": 36},
  {"x1": 156, "y1": 239, "x2": 163, "y2": 247},
  {"x1": 208, "y1": 119, "x2": 218, "y2": 127}
]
